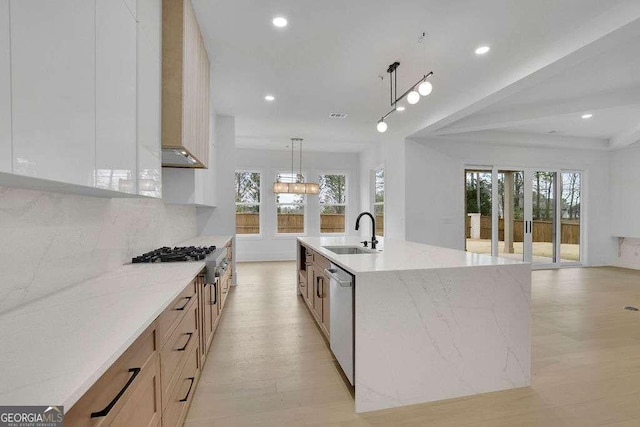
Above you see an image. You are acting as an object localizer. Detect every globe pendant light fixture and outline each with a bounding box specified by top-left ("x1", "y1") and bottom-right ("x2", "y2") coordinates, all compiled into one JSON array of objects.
[
  {"x1": 418, "y1": 80, "x2": 433, "y2": 96},
  {"x1": 407, "y1": 89, "x2": 420, "y2": 105},
  {"x1": 376, "y1": 32, "x2": 434, "y2": 133},
  {"x1": 272, "y1": 138, "x2": 319, "y2": 194}
]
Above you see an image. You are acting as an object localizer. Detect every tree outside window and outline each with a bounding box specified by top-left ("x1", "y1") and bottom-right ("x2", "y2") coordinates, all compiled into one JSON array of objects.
[
  {"x1": 276, "y1": 172, "x2": 305, "y2": 234},
  {"x1": 319, "y1": 174, "x2": 347, "y2": 233},
  {"x1": 374, "y1": 168, "x2": 384, "y2": 236},
  {"x1": 235, "y1": 171, "x2": 261, "y2": 235}
]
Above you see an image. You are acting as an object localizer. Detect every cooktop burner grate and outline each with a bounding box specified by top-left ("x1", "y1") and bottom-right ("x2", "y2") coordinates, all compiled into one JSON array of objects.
[{"x1": 132, "y1": 246, "x2": 216, "y2": 264}]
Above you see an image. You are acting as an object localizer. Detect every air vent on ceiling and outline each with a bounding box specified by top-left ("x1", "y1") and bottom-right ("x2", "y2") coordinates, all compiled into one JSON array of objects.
[{"x1": 329, "y1": 112, "x2": 348, "y2": 119}]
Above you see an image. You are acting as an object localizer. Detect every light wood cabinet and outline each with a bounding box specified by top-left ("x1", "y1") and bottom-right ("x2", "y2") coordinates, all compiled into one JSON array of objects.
[
  {"x1": 299, "y1": 244, "x2": 331, "y2": 339},
  {"x1": 67, "y1": 243, "x2": 234, "y2": 426},
  {"x1": 159, "y1": 292, "x2": 198, "y2": 410},
  {"x1": 65, "y1": 323, "x2": 160, "y2": 426},
  {"x1": 162, "y1": 0, "x2": 210, "y2": 168},
  {"x1": 161, "y1": 342, "x2": 200, "y2": 427},
  {"x1": 199, "y1": 274, "x2": 219, "y2": 366}
]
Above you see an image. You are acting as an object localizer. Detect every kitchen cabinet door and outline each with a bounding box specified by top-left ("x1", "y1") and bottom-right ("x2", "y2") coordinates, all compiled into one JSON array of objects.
[
  {"x1": 321, "y1": 272, "x2": 330, "y2": 336},
  {"x1": 306, "y1": 264, "x2": 315, "y2": 304},
  {"x1": 313, "y1": 270, "x2": 323, "y2": 322},
  {"x1": 137, "y1": 0, "x2": 162, "y2": 198},
  {"x1": 0, "y1": 0, "x2": 10, "y2": 173},
  {"x1": 10, "y1": 0, "x2": 96, "y2": 186},
  {"x1": 95, "y1": 0, "x2": 137, "y2": 193}
]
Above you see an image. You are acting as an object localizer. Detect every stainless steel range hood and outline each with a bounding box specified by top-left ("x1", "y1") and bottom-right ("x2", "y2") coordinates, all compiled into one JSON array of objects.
[{"x1": 161, "y1": 148, "x2": 204, "y2": 168}]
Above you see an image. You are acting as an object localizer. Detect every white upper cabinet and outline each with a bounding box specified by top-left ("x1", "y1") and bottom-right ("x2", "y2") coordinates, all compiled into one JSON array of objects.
[
  {"x1": 3, "y1": 0, "x2": 162, "y2": 197},
  {"x1": 95, "y1": 0, "x2": 138, "y2": 194},
  {"x1": 0, "y1": 0, "x2": 11, "y2": 173},
  {"x1": 10, "y1": 0, "x2": 96, "y2": 186},
  {"x1": 137, "y1": 0, "x2": 162, "y2": 198}
]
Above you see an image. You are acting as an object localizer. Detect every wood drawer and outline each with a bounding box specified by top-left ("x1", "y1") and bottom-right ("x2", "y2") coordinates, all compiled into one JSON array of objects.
[
  {"x1": 65, "y1": 323, "x2": 157, "y2": 426},
  {"x1": 160, "y1": 295, "x2": 198, "y2": 410},
  {"x1": 305, "y1": 251, "x2": 314, "y2": 264},
  {"x1": 104, "y1": 354, "x2": 161, "y2": 427},
  {"x1": 162, "y1": 343, "x2": 199, "y2": 427},
  {"x1": 157, "y1": 279, "x2": 197, "y2": 348},
  {"x1": 220, "y1": 269, "x2": 231, "y2": 309},
  {"x1": 314, "y1": 253, "x2": 331, "y2": 271},
  {"x1": 298, "y1": 271, "x2": 307, "y2": 288}
]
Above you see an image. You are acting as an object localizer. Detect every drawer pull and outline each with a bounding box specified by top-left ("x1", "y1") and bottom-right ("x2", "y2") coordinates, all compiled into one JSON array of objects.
[
  {"x1": 177, "y1": 332, "x2": 193, "y2": 352},
  {"x1": 90, "y1": 367, "x2": 141, "y2": 418},
  {"x1": 179, "y1": 377, "x2": 195, "y2": 402},
  {"x1": 175, "y1": 296, "x2": 192, "y2": 311}
]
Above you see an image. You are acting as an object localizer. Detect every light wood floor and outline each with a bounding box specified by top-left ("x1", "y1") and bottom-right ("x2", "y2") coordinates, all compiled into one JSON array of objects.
[{"x1": 185, "y1": 263, "x2": 640, "y2": 426}]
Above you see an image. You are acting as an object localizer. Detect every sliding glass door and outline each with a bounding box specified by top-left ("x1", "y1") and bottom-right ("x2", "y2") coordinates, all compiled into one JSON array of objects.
[
  {"x1": 531, "y1": 171, "x2": 557, "y2": 265},
  {"x1": 465, "y1": 167, "x2": 582, "y2": 267},
  {"x1": 496, "y1": 170, "x2": 526, "y2": 262},
  {"x1": 464, "y1": 168, "x2": 492, "y2": 255}
]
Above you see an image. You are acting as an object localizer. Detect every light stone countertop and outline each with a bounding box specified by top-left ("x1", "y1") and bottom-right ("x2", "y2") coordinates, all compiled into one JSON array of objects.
[
  {"x1": 298, "y1": 236, "x2": 526, "y2": 273},
  {"x1": 0, "y1": 235, "x2": 232, "y2": 408}
]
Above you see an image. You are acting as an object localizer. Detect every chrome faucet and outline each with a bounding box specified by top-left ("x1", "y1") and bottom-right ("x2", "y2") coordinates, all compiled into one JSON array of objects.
[{"x1": 355, "y1": 212, "x2": 378, "y2": 249}]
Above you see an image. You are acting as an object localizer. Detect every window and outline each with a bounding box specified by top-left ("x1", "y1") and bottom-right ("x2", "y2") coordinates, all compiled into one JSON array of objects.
[
  {"x1": 235, "y1": 171, "x2": 261, "y2": 235},
  {"x1": 276, "y1": 172, "x2": 305, "y2": 234},
  {"x1": 319, "y1": 173, "x2": 347, "y2": 233},
  {"x1": 374, "y1": 168, "x2": 384, "y2": 236}
]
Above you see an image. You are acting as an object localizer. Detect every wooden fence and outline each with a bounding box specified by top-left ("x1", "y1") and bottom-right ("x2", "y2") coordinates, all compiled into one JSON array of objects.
[
  {"x1": 466, "y1": 215, "x2": 580, "y2": 244},
  {"x1": 236, "y1": 213, "x2": 346, "y2": 234}
]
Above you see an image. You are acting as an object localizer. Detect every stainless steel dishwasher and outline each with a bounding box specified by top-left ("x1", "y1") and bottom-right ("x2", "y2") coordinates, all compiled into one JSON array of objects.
[{"x1": 324, "y1": 263, "x2": 354, "y2": 385}]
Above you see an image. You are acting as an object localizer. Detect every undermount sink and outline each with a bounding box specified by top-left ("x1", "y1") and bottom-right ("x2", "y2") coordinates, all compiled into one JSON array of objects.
[{"x1": 323, "y1": 246, "x2": 379, "y2": 255}]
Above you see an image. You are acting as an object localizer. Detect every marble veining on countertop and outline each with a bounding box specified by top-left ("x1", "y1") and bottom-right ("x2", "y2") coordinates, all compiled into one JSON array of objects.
[
  {"x1": 0, "y1": 235, "x2": 232, "y2": 408},
  {"x1": 298, "y1": 236, "x2": 526, "y2": 273}
]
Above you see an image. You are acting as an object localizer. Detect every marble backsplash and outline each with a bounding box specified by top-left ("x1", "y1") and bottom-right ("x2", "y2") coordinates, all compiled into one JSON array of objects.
[
  {"x1": 0, "y1": 187, "x2": 197, "y2": 314},
  {"x1": 615, "y1": 237, "x2": 640, "y2": 270}
]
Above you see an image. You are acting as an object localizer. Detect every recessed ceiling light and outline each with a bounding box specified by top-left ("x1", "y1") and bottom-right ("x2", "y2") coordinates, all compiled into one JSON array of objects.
[
  {"x1": 475, "y1": 45, "x2": 490, "y2": 55},
  {"x1": 581, "y1": 113, "x2": 593, "y2": 119},
  {"x1": 396, "y1": 105, "x2": 406, "y2": 112},
  {"x1": 272, "y1": 16, "x2": 288, "y2": 28},
  {"x1": 264, "y1": 95, "x2": 275, "y2": 102}
]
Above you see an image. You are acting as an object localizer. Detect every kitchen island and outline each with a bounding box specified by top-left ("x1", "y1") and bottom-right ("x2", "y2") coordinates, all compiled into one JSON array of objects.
[{"x1": 297, "y1": 236, "x2": 531, "y2": 413}]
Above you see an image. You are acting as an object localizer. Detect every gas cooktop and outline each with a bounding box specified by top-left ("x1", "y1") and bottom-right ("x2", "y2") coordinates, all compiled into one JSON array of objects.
[{"x1": 132, "y1": 246, "x2": 217, "y2": 263}]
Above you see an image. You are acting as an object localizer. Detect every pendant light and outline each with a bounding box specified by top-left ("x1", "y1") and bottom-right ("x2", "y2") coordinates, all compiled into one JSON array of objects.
[
  {"x1": 272, "y1": 138, "x2": 319, "y2": 194},
  {"x1": 374, "y1": 32, "x2": 434, "y2": 131}
]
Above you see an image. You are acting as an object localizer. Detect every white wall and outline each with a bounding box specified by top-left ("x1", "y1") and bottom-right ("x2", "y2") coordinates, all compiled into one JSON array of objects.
[
  {"x1": 235, "y1": 148, "x2": 361, "y2": 261},
  {"x1": 405, "y1": 138, "x2": 615, "y2": 266},
  {"x1": 197, "y1": 115, "x2": 236, "y2": 236},
  {"x1": 610, "y1": 144, "x2": 640, "y2": 238},
  {"x1": 0, "y1": 187, "x2": 196, "y2": 314},
  {"x1": 358, "y1": 136, "x2": 406, "y2": 240},
  {"x1": 610, "y1": 144, "x2": 640, "y2": 269}
]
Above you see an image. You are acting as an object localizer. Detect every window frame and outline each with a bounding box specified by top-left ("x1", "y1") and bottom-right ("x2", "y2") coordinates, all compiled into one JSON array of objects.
[
  {"x1": 372, "y1": 166, "x2": 385, "y2": 237},
  {"x1": 317, "y1": 170, "x2": 349, "y2": 235},
  {"x1": 234, "y1": 169, "x2": 263, "y2": 238},
  {"x1": 274, "y1": 170, "x2": 307, "y2": 237}
]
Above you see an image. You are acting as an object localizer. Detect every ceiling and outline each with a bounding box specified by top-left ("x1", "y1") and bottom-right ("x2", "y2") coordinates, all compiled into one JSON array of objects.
[{"x1": 192, "y1": 0, "x2": 640, "y2": 153}]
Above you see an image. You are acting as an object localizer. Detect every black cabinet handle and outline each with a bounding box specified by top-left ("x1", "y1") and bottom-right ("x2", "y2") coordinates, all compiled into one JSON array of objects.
[
  {"x1": 90, "y1": 367, "x2": 141, "y2": 418},
  {"x1": 179, "y1": 377, "x2": 195, "y2": 402},
  {"x1": 316, "y1": 276, "x2": 322, "y2": 298},
  {"x1": 211, "y1": 281, "x2": 217, "y2": 305},
  {"x1": 177, "y1": 332, "x2": 193, "y2": 351},
  {"x1": 175, "y1": 296, "x2": 191, "y2": 311}
]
